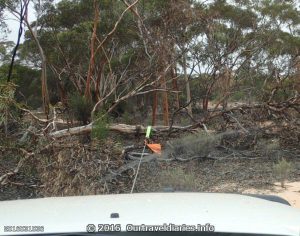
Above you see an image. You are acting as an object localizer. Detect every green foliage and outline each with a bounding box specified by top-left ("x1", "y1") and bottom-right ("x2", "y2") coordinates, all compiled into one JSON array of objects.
[
  {"x1": 91, "y1": 112, "x2": 110, "y2": 141},
  {"x1": 69, "y1": 94, "x2": 93, "y2": 125},
  {"x1": 0, "y1": 64, "x2": 41, "y2": 108},
  {"x1": 209, "y1": 0, "x2": 257, "y2": 29},
  {"x1": 5, "y1": 0, "x2": 300, "y2": 117},
  {"x1": 0, "y1": 82, "x2": 18, "y2": 134},
  {"x1": 0, "y1": 82, "x2": 15, "y2": 121},
  {"x1": 188, "y1": 0, "x2": 300, "y2": 107},
  {"x1": 230, "y1": 90, "x2": 245, "y2": 102},
  {"x1": 121, "y1": 111, "x2": 132, "y2": 125},
  {"x1": 273, "y1": 158, "x2": 293, "y2": 188},
  {"x1": 189, "y1": 76, "x2": 210, "y2": 98},
  {"x1": 0, "y1": 1, "x2": 7, "y2": 36},
  {"x1": 0, "y1": 41, "x2": 14, "y2": 62},
  {"x1": 19, "y1": 0, "x2": 140, "y2": 102}
]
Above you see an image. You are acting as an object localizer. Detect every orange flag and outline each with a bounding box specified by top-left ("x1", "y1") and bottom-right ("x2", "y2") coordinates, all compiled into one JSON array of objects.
[{"x1": 146, "y1": 143, "x2": 162, "y2": 155}]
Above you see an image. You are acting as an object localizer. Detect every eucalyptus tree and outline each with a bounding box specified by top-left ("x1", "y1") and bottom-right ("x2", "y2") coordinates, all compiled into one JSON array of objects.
[
  {"x1": 19, "y1": 0, "x2": 300, "y2": 124},
  {"x1": 2, "y1": 0, "x2": 51, "y2": 115},
  {"x1": 24, "y1": 0, "x2": 139, "y2": 105},
  {"x1": 251, "y1": 0, "x2": 300, "y2": 103},
  {"x1": 131, "y1": 0, "x2": 199, "y2": 124},
  {"x1": 0, "y1": 0, "x2": 7, "y2": 39},
  {"x1": 2, "y1": 0, "x2": 30, "y2": 84},
  {"x1": 189, "y1": 0, "x2": 300, "y2": 111}
]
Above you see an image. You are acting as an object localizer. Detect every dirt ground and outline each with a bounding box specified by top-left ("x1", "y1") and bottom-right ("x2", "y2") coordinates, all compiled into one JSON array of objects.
[
  {"x1": 1, "y1": 149, "x2": 299, "y2": 210},
  {"x1": 243, "y1": 181, "x2": 300, "y2": 208},
  {"x1": 1, "y1": 124, "x2": 299, "y2": 210},
  {"x1": 133, "y1": 153, "x2": 300, "y2": 209}
]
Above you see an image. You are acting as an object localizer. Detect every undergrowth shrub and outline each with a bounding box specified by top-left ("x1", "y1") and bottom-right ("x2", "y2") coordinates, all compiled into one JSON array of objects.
[
  {"x1": 69, "y1": 94, "x2": 93, "y2": 124},
  {"x1": 159, "y1": 167, "x2": 199, "y2": 191},
  {"x1": 273, "y1": 158, "x2": 293, "y2": 188},
  {"x1": 255, "y1": 138, "x2": 279, "y2": 155},
  {"x1": 0, "y1": 83, "x2": 21, "y2": 135},
  {"x1": 164, "y1": 132, "x2": 220, "y2": 158},
  {"x1": 92, "y1": 112, "x2": 110, "y2": 141}
]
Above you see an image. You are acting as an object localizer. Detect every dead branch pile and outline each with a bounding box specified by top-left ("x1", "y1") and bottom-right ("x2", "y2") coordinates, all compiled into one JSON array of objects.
[
  {"x1": 34, "y1": 138, "x2": 127, "y2": 196},
  {"x1": 1, "y1": 98, "x2": 299, "y2": 197}
]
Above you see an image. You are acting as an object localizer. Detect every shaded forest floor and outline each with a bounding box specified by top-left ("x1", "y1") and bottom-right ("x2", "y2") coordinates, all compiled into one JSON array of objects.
[
  {"x1": 0, "y1": 103, "x2": 299, "y2": 209},
  {"x1": 1, "y1": 149, "x2": 300, "y2": 208},
  {"x1": 1, "y1": 131, "x2": 299, "y2": 208}
]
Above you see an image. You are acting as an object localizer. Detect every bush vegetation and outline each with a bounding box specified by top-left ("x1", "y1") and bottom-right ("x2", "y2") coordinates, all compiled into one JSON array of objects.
[
  {"x1": 164, "y1": 132, "x2": 220, "y2": 159},
  {"x1": 69, "y1": 94, "x2": 93, "y2": 125},
  {"x1": 273, "y1": 158, "x2": 293, "y2": 188},
  {"x1": 91, "y1": 112, "x2": 110, "y2": 141},
  {"x1": 159, "y1": 167, "x2": 199, "y2": 191}
]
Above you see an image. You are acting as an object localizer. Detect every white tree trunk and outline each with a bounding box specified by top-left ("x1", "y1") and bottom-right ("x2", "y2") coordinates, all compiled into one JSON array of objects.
[
  {"x1": 183, "y1": 51, "x2": 193, "y2": 117},
  {"x1": 49, "y1": 123, "x2": 194, "y2": 138}
]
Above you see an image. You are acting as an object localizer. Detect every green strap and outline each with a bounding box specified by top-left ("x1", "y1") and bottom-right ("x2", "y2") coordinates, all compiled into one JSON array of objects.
[{"x1": 145, "y1": 126, "x2": 152, "y2": 138}]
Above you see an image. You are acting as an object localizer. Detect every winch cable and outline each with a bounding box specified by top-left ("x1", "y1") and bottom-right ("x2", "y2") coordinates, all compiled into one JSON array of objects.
[{"x1": 130, "y1": 126, "x2": 152, "y2": 193}]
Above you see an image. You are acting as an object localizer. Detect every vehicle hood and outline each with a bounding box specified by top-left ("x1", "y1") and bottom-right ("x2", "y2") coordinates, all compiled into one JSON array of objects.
[{"x1": 0, "y1": 192, "x2": 299, "y2": 235}]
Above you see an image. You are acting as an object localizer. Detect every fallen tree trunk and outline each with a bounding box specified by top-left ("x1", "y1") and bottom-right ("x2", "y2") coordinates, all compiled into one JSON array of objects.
[
  {"x1": 49, "y1": 123, "x2": 195, "y2": 138},
  {"x1": 48, "y1": 97, "x2": 299, "y2": 139}
]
